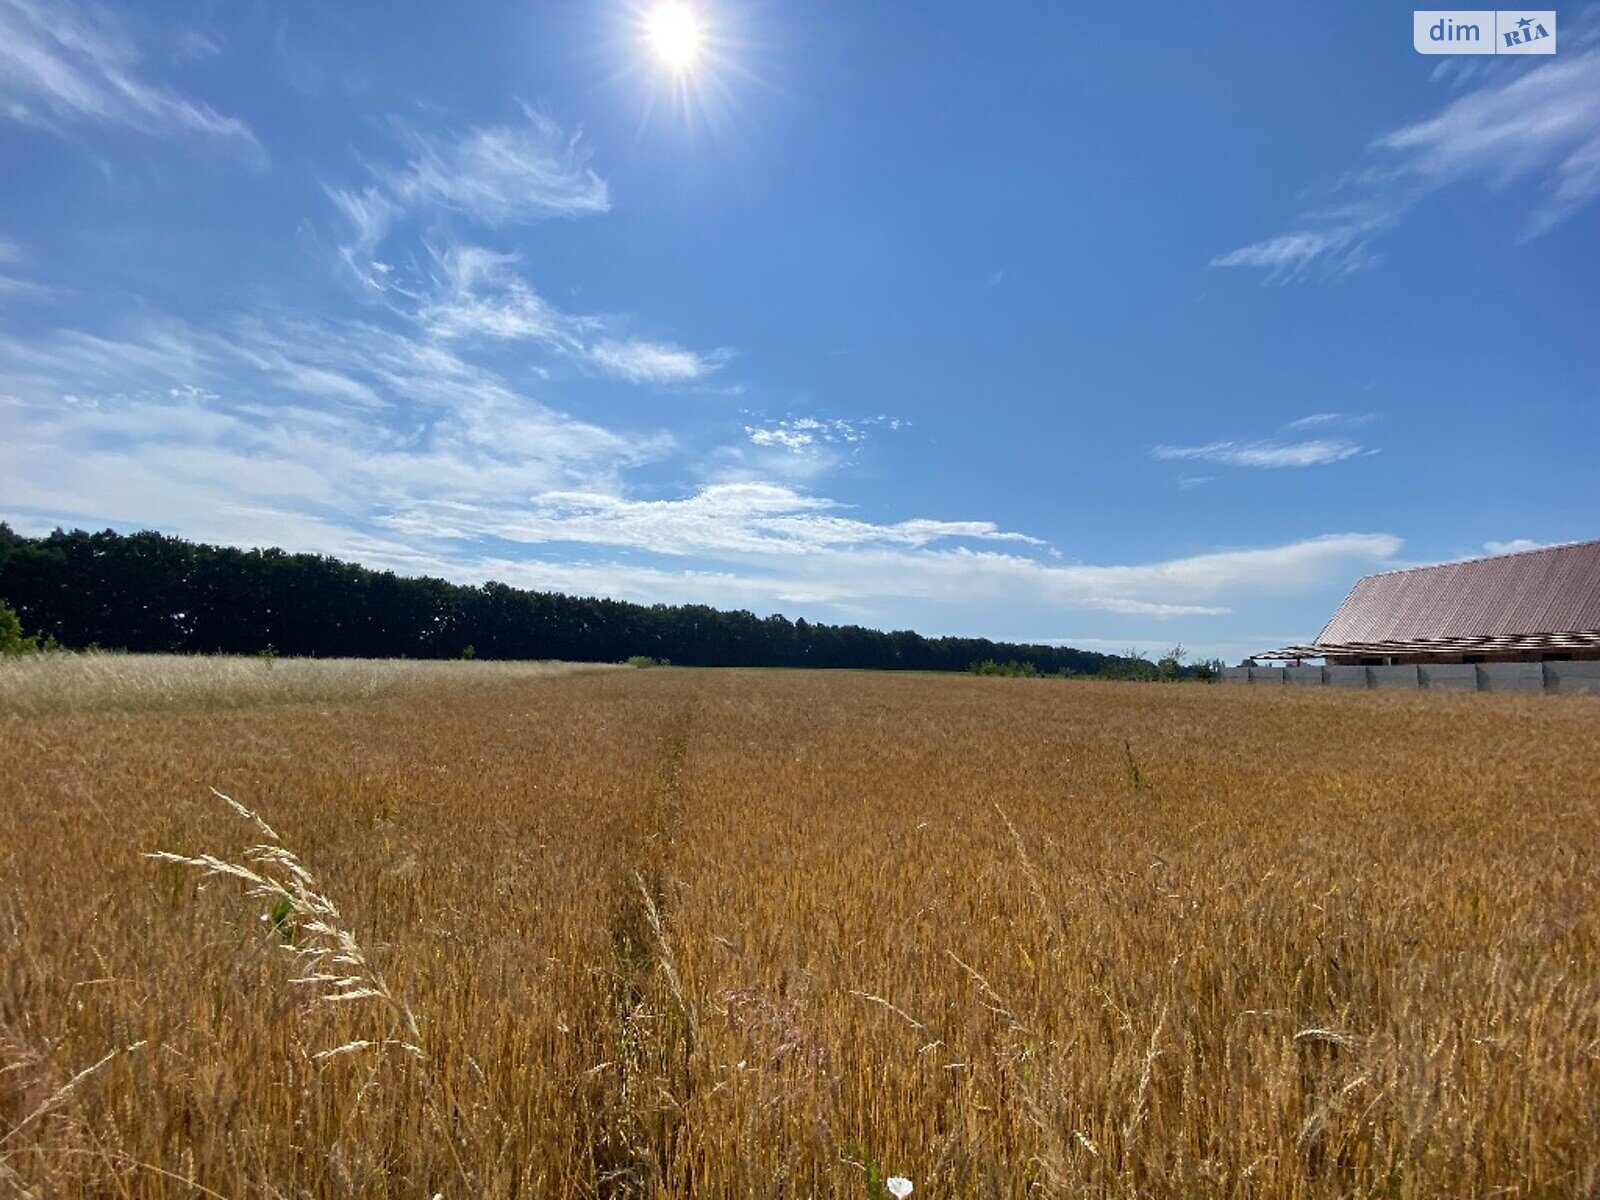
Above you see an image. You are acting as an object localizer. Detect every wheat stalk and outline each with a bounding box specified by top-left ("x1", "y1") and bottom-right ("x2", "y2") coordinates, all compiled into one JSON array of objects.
[{"x1": 146, "y1": 788, "x2": 422, "y2": 1056}]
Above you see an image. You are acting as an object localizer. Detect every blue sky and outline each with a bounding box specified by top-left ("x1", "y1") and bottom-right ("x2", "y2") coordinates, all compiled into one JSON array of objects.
[{"x1": 1, "y1": 1, "x2": 1596, "y2": 662}]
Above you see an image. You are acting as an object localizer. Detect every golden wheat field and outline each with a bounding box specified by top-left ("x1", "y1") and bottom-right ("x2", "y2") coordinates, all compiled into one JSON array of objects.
[{"x1": 1, "y1": 658, "x2": 1598, "y2": 1199}]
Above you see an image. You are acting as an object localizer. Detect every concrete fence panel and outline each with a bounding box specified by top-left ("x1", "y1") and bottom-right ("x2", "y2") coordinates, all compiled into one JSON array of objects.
[
  {"x1": 1477, "y1": 662, "x2": 1547, "y2": 692},
  {"x1": 1545, "y1": 661, "x2": 1600, "y2": 694},
  {"x1": 1370, "y1": 665, "x2": 1422, "y2": 689},
  {"x1": 1419, "y1": 664, "x2": 1478, "y2": 691},
  {"x1": 1219, "y1": 659, "x2": 1599, "y2": 694}
]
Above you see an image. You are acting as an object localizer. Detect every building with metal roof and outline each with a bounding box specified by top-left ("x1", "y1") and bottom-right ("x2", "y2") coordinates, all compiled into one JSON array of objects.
[{"x1": 1256, "y1": 539, "x2": 1600, "y2": 665}]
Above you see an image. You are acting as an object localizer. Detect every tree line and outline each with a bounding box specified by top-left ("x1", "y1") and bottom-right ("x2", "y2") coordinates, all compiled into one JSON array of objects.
[{"x1": 0, "y1": 524, "x2": 1179, "y2": 675}]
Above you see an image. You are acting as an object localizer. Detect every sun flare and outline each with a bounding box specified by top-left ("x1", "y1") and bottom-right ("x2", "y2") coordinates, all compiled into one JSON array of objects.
[{"x1": 645, "y1": 2, "x2": 703, "y2": 73}]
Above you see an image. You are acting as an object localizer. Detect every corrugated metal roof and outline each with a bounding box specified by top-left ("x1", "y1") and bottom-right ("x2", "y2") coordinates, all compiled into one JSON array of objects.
[
  {"x1": 1255, "y1": 630, "x2": 1600, "y2": 660},
  {"x1": 1316, "y1": 540, "x2": 1600, "y2": 644}
]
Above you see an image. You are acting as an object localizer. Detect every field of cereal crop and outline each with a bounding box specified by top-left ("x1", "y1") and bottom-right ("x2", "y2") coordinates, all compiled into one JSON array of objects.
[{"x1": 2, "y1": 658, "x2": 1597, "y2": 1197}]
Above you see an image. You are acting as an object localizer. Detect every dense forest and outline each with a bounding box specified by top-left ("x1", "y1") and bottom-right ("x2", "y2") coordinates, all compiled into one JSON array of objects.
[{"x1": 0, "y1": 524, "x2": 1173, "y2": 675}]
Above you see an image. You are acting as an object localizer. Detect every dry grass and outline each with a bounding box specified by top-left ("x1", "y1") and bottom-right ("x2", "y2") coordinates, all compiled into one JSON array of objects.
[
  {"x1": 1, "y1": 660, "x2": 1597, "y2": 1197},
  {"x1": 0, "y1": 653, "x2": 617, "y2": 716}
]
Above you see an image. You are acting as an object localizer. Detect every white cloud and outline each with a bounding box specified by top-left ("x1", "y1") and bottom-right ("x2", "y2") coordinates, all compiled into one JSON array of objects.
[
  {"x1": 1211, "y1": 231, "x2": 1372, "y2": 276},
  {"x1": 1154, "y1": 411, "x2": 1377, "y2": 470},
  {"x1": 0, "y1": 306, "x2": 1405, "y2": 639},
  {"x1": 329, "y1": 108, "x2": 608, "y2": 263},
  {"x1": 1152, "y1": 438, "x2": 1365, "y2": 469},
  {"x1": 709, "y1": 415, "x2": 905, "y2": 484},
  {"x1": 1215, "y1": 47, "x2": 1600, "y2": 277},
  {"x1": 419, "y1": 245, "x2": 588, "y2": 346},
  {"x1": 0, "y1": 311, "x2": 664, "y2": 566},
  {"x1": 371, "y1": 526, "x2": 1401, "y2": 628},
  {"x1": 0, "y1": 0, "x2": 262, "y2": 161},
  {"x1": 0, "y1": 237, "x2": 55, "y2": 303},
  {"x1": 325, "y1": 185, "x2": 400, "y2": 268},
  {"x1": 366, "y1": 485, "x2": 1404, "y2": 628},
  {"x1": 382, "y1": 483, "x2": 1045, "y2": 558},
  {"x1": 0, "y1": 306, "x2": 1401, "y2": 629},
  {"x1": 587, "y1": 338, "x2": 725, "y2": 384},
  {"x1": 747, "y1": 425, "x2": 818, "y2": 451},
  {"x1": 1483, "y1": 538, "x2": 1550, "y2": 556},
  {"x1": 326, "y1": 118, "x2": 725, "y2": 391},
  {"x1": 744, "y1": 416, "x2": 871, "y2": 450},
  {"x1": 0, "y1": 274, "x2": 58, "y2": 304},
  {"x1": 414, "y1": 243, "x2": 725, "y2": 386},
  {"x1": 445, "y1": 551, "x2": 1237, "y2": 618},
  {"x1": 1281, "y1": 411, "x2": 1371, "y2": 432},
  {"x1": 742, "y1": 414, "x2": 905, "y2": 454},
  {"x1": 388, "y1": 108, "x2": 609, "y2": 225},
  {"x1": 1376, "y1": 49, "x2": 1600, "y2": 239}
]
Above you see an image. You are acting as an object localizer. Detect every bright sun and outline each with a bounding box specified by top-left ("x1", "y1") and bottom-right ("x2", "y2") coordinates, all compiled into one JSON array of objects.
[{"x1": 645, "y1": 2, "x2": 703, "y2": 73}]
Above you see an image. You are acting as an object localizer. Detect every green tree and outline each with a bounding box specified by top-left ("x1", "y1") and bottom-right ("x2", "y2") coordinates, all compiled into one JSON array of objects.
[
  {"x1": 1157, "y1": 643, "x2": 1187, "y2": 682},
  {"x1": 0, "y1": 599, "x2": 39, "y2": 655},
  {"x1": 0, "y1": 524, "x2": 1146, "y2": 676}
]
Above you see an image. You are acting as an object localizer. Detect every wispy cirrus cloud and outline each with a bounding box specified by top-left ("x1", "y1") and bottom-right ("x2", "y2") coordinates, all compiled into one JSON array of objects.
[
  {"x1": 0, "y1": 310, "x2": 661, "y2": 551},
  {"x1": 328, "y1": 107, "x2": 609, "y2": 266},
  {"x1": 588, "y1": 338, "x2": 727, "y2": 385},
  {"x1": 0, "y1": 0, "x2": 262, "y2": 162},
  {"x1": 329, "y1": 119, "x2": 724, "y2": 389},
  {"x1": 417, "y1": 243, "x2": 727, "y2": 386},
  {"x1": 0, "y1": 237, "x2": 61, "y2": 305},
  {"x1": 0, "y1": 301, "x2": 1405, "y2": 632},
  {"x1": 385, "y1": 108, "x2": 609, "y2": 225},
  {"x1": 381, "y1": 482, "x2": 1045, "y2": 558},
  {"x1": 1214, "y1": 45, "x2": 1600, "y2": 279},
  {"x1": 1153, "y1": 438, "x2": 1364, "y2": 469},
  {"x1": 0, "y1": 276, "x2": 55, "y2": 304},
  {"x1": 419, "y1": 245, "x2": 590, "y2": 346},
  {"x1": 1211, "y1": 231, "x2": 1383, "y2": 278},
  {"x1": 1154, "y1": 412, "x2": 1375, "y2": 470},
  {"x1": 1281, "y1": 411, "x2": 1373, "y2": 432}
]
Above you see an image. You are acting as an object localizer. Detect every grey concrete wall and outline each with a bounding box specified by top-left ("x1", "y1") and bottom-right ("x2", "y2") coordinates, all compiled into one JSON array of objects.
[
  {"x1": 1326, "y1": 665, "x2": 1370, "y2": 689},
  {"x1": 1545, "y1": 660, "x2": 1600, "y2": 694},
  {"x1": 1370, "y1": 665, "x2": 1421, "y2": 689},
  {"x1": 1219, "y1": 658, "x2": 1600, "y2": 695},
  {"x1": 1419, "y1": 663, "x2": 1477, "y2": 690},
  {"x1": 1477, "y1": 662, "x2": 1546, "y2": 693}
]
